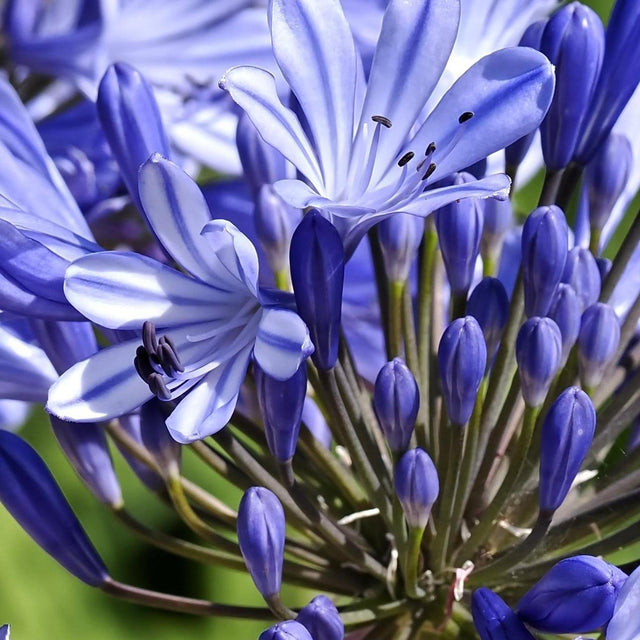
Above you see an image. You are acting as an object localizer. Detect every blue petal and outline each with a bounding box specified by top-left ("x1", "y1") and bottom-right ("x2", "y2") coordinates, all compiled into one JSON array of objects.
[{"x1": 608, "y1": 565, "x2": 640, "y2": 640}]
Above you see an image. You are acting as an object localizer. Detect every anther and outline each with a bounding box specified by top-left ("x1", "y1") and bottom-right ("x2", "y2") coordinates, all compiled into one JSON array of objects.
[
  {"x1": 142, "y1": 321, "x2": 158, "y2": 356},
  {"x1": 425, "y1": 142, "x2": 436, "y2": 156},
  {"x1": 372, "y1": 115, "x2": 393, "y2": 128},
  {"x1": 397, "y1": 151, "x2": 415, "y2": 167},
  {"x1": 148, "y1": 373, "x2": 172, "y2": 402},
  {"x1": 134, "y1": 346, "x2": 154, "y2": 381},
  {"x1": 157, "y1": 341, "x2": 185, "y2": 375},
  {"x1": 458, "y1": 111, "x2": 474, "y2": 124},
  {"x1": 421, "y1": 163, "x2": 437, "y2": 181}
]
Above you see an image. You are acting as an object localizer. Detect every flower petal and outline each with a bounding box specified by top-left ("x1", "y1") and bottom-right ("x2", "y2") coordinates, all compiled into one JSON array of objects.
[
  {"x1": 219, "y1": 66, "x2": 323, "y2": 189},
  {"x1": 608, "y1": 565, "x2": 640, "y2": 640},
  {"x1": 254, "y1": 308, "x2": 314, "y2": 380},
  {"x1": 411, "y1": 47, "x2": 555, "y2": 180}
]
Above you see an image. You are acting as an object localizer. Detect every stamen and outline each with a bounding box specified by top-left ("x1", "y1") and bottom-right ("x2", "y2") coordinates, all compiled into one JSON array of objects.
[
  {"x1": 157, "y1": 340, "x2": 185, "y2": 375},
  {"x1": 425, "y1": 142, "x2": 437, "y2": 156},
  {"x1": 142, "y1": 321, "x2": 158, "y2": 356},
  {"x1": 458, "y1": 111, "x2": 474, "y2": 124},
  {"x1": 397, "y1": 151, "x2": 415, "y2": 167},
  {"x1": 133, "y1": 346, "x2": 154, "y2": 381},
  {"x1": 421, "y1": 162, "x2": 437, "y2": 181},
  {"x1": 148, "y1": 372, "x2": 172, "y2": 402},
  {"x1": 371, "y1": 115, "x2": 392, "y2": 128}
]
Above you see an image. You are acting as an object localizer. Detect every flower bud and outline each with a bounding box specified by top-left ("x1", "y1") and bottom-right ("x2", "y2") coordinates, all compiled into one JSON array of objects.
[
  {"x1": 521, "y1": 206, "x2": 569, "y2": 317},
  {"x1": 577, "y1": 302, "x2": 620, "y2": 388},
  {"x1": 608, "y1": 564, "x2": 640, "y2": 640},
  {"x1": 481, "y1": 198, "x2": 512, "y2": 263},
  {"x1": 290, "y1": 211, "x2": 345, "y2": 370},
  {"x1": 373, "y1": 358, "x2": 419, "y2": 452},
  {"x1": 561, "y1": 247, "x2": 601, "y2": 312},
  {"x1": 302, "y1": 397, "x2": 332, "y2": 448},
  {"x1": 516, "y1": 317, "x2": 562, "y2": 408},
  {"x1": 0, "y1": 625, "x2": 8, "y2": 640},
  {"x1": 471, "y1": 588, "x2": 535, "y2": 640},
  {"x1": 50, "y1": 417, "x2": 123, "y2": 508},
  {"x1": 434, "y1": 173, "x2": 484, "y2": 295},
  {"x1": 584, "y1": 133, "x2": 633, "y2": 232},
  {"x1": 0, "y1": 431, "x2": 109, "y2": 586},
  {"x1": 237, "y1": 487, "x2": 285, "y2": 599},
  {"x1": 596, "y1": 257, "x2": 612, "y2": 281},
  {"x1": 517, "y1": 555, "x2": 627, "y2": 633},
  {"x1": 378, "y1": 213, "x2": 423, "y2": 283},
  {"x1": 394, "y1": 448, "x2": 439, "y2": 530},
  {"x1": 296, "y1": 595, "x2": 344, "y2": 640},
  {"x1": 96, "y1": 63, "x2": 170, "y2": 204},
  {"x1": 438, "y1": 317, "x2": 487, "y2": 425},
  {"x1": 467, "y1": 277, "x2": 509, "y2": 361},
  {"x1": 539, "y1": 387, "x2": 595, "y2": 512},
  {"x1": 547, "y1": 283, "x2": 581, "y2": 366},
  {"x1": 255, "y1": 363, "x2": 306, "y2": 463},
  {"x1": 539, "y1": 3, "x2": 605, "y2": 170},
  {"x1": 259, "y1": 621, "x2": 313, "y2": 640},
  {"x1": 139, "y1": 400, "x2": 181, "y2": 475}
]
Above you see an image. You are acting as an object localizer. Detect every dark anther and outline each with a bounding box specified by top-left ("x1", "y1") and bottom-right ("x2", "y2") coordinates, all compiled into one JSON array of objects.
[
  {"x1": 397, "y1": 151, "x2": 415, "y2": 167},
  {"x1": 134, "y1": 346, "x2": 155, "y2": 381},
  {"x1": 416, "y1": 158, "x2": 426, "y2": 172},
  {"x1": 458, "y1": 111, "x2": 474, "y2": 124},
  {"x1": 371, "y1": 115, "x2": 393, "y2": 128},
  {"x1": 421, "y1": 163, "x2": 437, "y2": 181},
  {"x1": 426, "y1": 142, "x2": 437, "y2": 156},
  {"x1": 148, "y1": 373, "x2": 172, "y2": 402},
  {"x1": 142, "y1": 321, "x2": 158, "y2": 356},
  {"x1": 158, "y1": 340, "x2": 185, "y2": 375}
]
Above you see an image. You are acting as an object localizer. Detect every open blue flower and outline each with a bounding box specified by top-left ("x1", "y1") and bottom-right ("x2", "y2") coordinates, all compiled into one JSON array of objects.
[
  {"x1": 48, "y1": 155, "x2": 313, "y2": 443},
  {"x1": 220, "y1": 0, "x2": 555, "y2": 253}
]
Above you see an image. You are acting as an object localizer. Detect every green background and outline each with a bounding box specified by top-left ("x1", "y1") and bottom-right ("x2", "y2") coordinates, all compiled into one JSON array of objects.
[{"x1": 0, "y1": 0, "x2": 619, "y2": 637}]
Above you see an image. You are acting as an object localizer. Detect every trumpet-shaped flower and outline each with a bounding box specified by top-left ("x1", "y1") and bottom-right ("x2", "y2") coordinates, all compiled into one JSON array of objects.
[
  {"x1": 48, "y1": 155, "x2": 313, "y2": 443},
  {"x1": 221, "y1": 0, "x2": 555, "y2": 253}
]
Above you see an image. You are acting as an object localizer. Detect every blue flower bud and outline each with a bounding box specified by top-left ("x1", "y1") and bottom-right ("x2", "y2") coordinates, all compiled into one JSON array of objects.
[
  {"x1": 259, "y1": 621, "x2": 313, "y2": 640},
  {"x1": 516, "y1": 317, "x2": 563, "y2": 407},
  {"x1": 255, "y1": 185, "x2": 300, "y2": 274},
  {"x1": 394, "y1": 448, "x2": 439, "y2": 530},
  {"x1": 438, "y1": 317, "x2": 487, "y2": 425},
  {"x1": 0, "y1": 431, "x2": 109, "y2": 586},
  {"x1": 434, "y1": 173, "x2": 484, "y2": 295},
  {"x1": 539, "y1": 3, "x2": 605, "y2": 170},
  {"x1": 596, "y1": 257, "x2": 612, "y2": 281},
  {"x1": 373, "y1": 358, "x2": 419, "y2": 452},
  {"x1": 237, "y1": 487, "x2": 285, "y2": 599},
  {"x1": 577, "y1": 302, "x2": 621, "y2": 387},
  {"x1": 290, "y1": 211, "x2": 345, "y2": 371},
  {"x1": 296, "y1": 595, "x2": 344, "y2": 640},
  {"x1": 467, "y1": 278, "x2": 510, "y2": 361},
  {"x1": 521, "y1": 206, "x2": 569, "y2": 317},
  {"x1": 255, "y1": 363, "x2": 306, "y2": 463},
  {"x1": 517, "y1": 555, "x2": 627, "y2": 633},
  {"x1": 302, "y1": 397, "x2": 332, "y2": 448},
  {"x1": 539, "y1": 387, "x2": 595, "y2": 512},
  {"x1": 96, "y1": 63, "x2": 170, "y2": 204},
  {"x1": 471, "y1": 588, "x2": 535, "y2": 640},
  {"x1": 50, "y1": 417, "x2": 123, "y2": 508},
  {"x1": 561, "y1": 247, "x2": 601, "y2": 312},
  {"x1": 0, "y1": 624, "x2": 8, "y2": 640},
  {"x1": 481, "y1": 198, "x2": 513, "y2": 262},
  {"x1": 608, "y1": 564, "x2": 640, "y2": 640},
  {"x1": 505, "y1": 20, "x2": 547, "y2": 169},
  {"x1": 584, "y1": 133, "x2": 633, "y2": 232},
  {"x1": 378, "y1": 213, "x2": 423, "y2": 283},
  {"x1": 139, "y1": 400, "x2": 181, "y2": 475},
  {"x1": 547, "y1": 283, "x2": 581, "y2": 366}
]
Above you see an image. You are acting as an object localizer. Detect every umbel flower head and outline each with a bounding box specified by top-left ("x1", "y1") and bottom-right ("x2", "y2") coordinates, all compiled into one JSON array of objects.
[{"x1": 0, "y1": 0, "x2": 640, "y2": 639}]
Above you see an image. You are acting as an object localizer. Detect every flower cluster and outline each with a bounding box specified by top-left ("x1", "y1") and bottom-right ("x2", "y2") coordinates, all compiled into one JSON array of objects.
[{"x1": 0, "y1": 0, "x2": 640, "y2": 638}]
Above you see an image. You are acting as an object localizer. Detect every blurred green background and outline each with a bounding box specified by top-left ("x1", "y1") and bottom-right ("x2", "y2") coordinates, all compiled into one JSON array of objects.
[{"x1": 0, "y1": 0, "x2": 618, "y2": 637}]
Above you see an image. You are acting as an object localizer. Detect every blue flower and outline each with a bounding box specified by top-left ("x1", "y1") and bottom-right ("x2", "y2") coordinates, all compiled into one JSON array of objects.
[
  {"x1": 48, "y1": 155, "x2": 313, "y2": 443},
  {"x1": 220, "y1": 0, "x2": 555, "y2": 253}
]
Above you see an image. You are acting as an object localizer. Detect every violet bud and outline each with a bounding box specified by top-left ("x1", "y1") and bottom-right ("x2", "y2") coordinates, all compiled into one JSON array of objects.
[
  {"x1": 521, "y1": 206, "x2": 569, "y2": 317},
  {"x1": 577, "y1": 302, "x2": 620, "y2": 388},
  {"x1": 481, "y1": 198, "x2": 513, "y2": 263},
  {"x1": 373, "y1": 358, "x2": 419, "y2": 452},
  {"x1": 259, "y1": 621, "x2": 313, "y2": 640},
  {"x1": 96, "y1": 63, "x2": 170, "y2": 204},
  {"x1": 539, "y1": 3, "x2": 605, "y2": 170},
  {"x1": 561, "y1": 247, "x2": 601, "y2": 312},
  {"x1": 378, "y1": 213, "x2": 423, "y2": 283},
  {"x1": 607, "y1": 564, "x2": 640, "y2": 640},
  {"x1": 517, "y1": 555, "x2": 627, "y2": 633},
  {"x1": 255, "y1": 363, "x2": 306, "y2": 463},
  {"x1": 0, "y1": 431, "x2": 109, "y2": 586},
  {"x1": 394, "y1": 448, "x2": 439, "y2": 530},
  {"x1": 434, "y1": 173, "x2": 484, "y2": 295},
  {"x1": 539, "y1": 387, "x2": 595, "y2": 512},
  {"x1": 471, "y1": 588, "x2": 535, "y2": 640},
  {"x1": 516, "y1": 317, "x2": 562, "y2": 408},
  {"x1": 0, "y1": 625, "x2": 8, "y2": 640},
  {"x1": 237, "y1": 487, "x2": 285, "y2": 599},
  {"x1": 584, "y1": 133, "x2": 633, "y2": 232},
  {"x1": 547, "y1": 283, "x2": 581, "y2": 366},
  {"x1": 596, "y1": 257, "x2": 612, "y2": 281},
  {"x1": 439, "y1": 317, "x2": 487, "y2": 425},
  {"x1": 290, "y1": 211, "x2": 344, "y2": 370},
  {"x1": 140, "y1": 400, "x2": 181, "y2": 475},
  {"x1": 50, "y1": 417, "x2": 123, "y2": 508},
  {"x1": 296, "y1": 595, "x2": 344, "y2": 640},
  {"x1": 467, "y1": 277, "x2": 510, "y2": 361}
]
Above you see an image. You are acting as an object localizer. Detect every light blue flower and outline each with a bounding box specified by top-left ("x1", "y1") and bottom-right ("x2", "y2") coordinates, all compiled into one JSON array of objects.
[
  {"x1": 48, "y1": 155, "x2": 313, "y2": 443},
  {"x1": 220, "y1": 0, "x2": 555, "y2": 253}
]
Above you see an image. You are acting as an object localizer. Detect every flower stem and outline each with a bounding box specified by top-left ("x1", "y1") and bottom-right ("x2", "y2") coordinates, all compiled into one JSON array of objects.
[
  {"x1": 389, "y1": 280, "x2": 404, "y2": 358},
  {"x1": 403, "y1": 526, "x2": 426, "y2": 599},
  {"x1": 538, "y1": 168, "x2": 564, "y2": 206}
]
